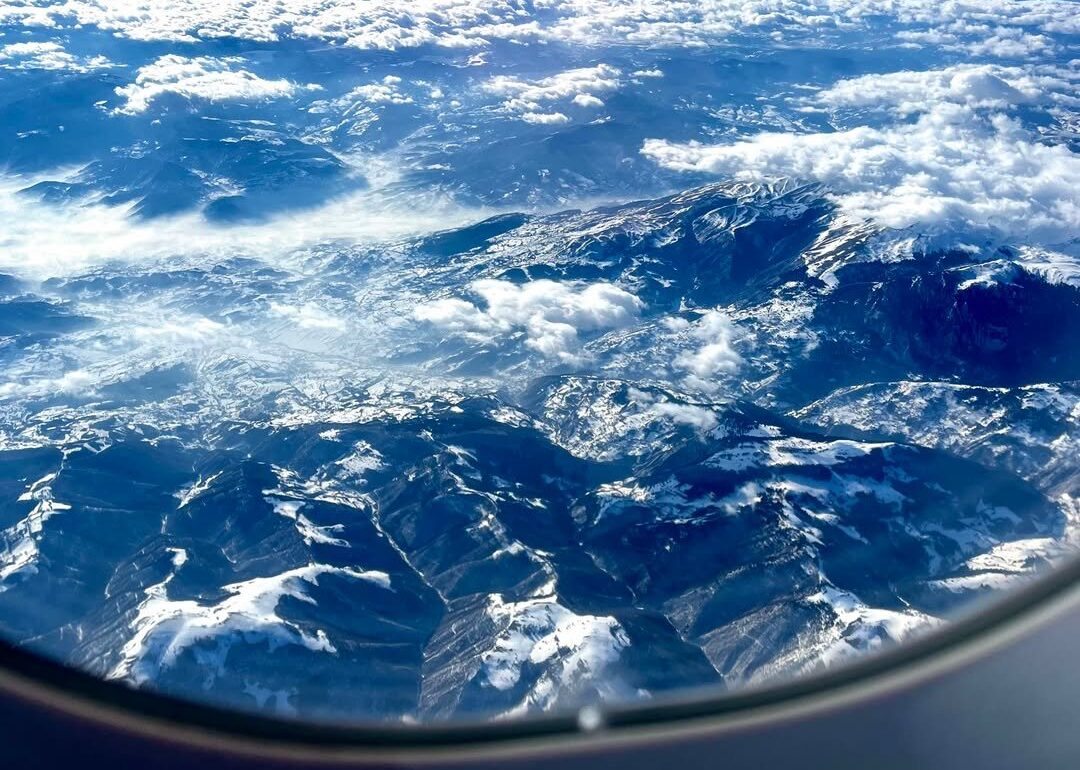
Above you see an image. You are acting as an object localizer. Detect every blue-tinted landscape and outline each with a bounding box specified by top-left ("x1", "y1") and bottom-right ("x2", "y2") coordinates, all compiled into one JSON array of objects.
[{"x1": 0, "y1": 1, "x2": 1077, "y2": 722}]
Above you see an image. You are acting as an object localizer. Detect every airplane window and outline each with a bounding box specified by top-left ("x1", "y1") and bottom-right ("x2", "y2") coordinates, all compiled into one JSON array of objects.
[{"x1": 0, "y1": 0, "x2": 1076, "y2": 729}]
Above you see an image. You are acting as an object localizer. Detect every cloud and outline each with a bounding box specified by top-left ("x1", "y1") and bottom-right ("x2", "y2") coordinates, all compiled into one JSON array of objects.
[
  {"x1": 0, "y1": 1, "x2": 1076, "y2": 54},
  {"x1": 129, "y1": 315, "x2": 227, "y2": 344},
  {"x1": 665, "y1": 310, "x2": 742, "y2": 392},
  {"x1": 0, "y1": 40, "x2": 114, "y2": 72},
  {"x1": 521, "y1": 111, "x2": 570, "y2": 125},
  {"x1": 415, "y1": 279, "x2": 644, "y2": 363},
  {"x1": 643, "y1": 101, "x2": 1080, "y2": 246},
  {"x1": 0, "y1": 368, "x2": 96, "y2": 400},
  {"x1": 811, "y1": 64, "x2": 1078, "y2": 116},
  {"x1": 627, "y1": 385, "x2": 721, "y2": 432},
  {"x1": 306, "y1": 75, "x2": 448, "y2": 121},
  {"x1": 572, "y1": 93, "x2": 605, "y2": 108},
  {"x1": 0, "y1": 173, "x2": 490, "y2": 280},
  {"x1": 339, "y1": 75, "x2": 414, "y2": 105},
  {"x1": 644, "y1": 400, "x2": 719, "y2": 432},
  {"x1": 483, "y1": 64, "x2": 621, "y2": 122},
  {"x1": 270, "y1": 303, "x2": 346, "y2": 331},
  {"x1": 965, "y1": 27, "x2": 1057, "y2": 58},
  {"x1": 898, "y1": 23, "x2": 1059, "y2": 59},
  {"x1": 114, "y1": 55, "x2": 320, "y2": 114},
  {"x1": 412, "y1": 297, "x2": 489, "y2": 332}
]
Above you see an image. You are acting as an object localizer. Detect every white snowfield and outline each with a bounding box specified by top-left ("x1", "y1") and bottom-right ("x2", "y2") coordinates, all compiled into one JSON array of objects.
[{"x1": 109, "y1": 558, "x2": 391, "y2": 686}]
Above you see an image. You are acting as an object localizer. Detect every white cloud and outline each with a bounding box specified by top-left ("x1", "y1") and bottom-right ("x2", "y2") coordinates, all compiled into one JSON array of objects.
[
  {"x1": 412, "y1": 297, "x2": 489, "y2": 332},
  {"x1": 0, "y1": 173, "x2": 490, "y2": 280},
  {"x1": 521, "y1": 111, "x2": 570, "y2": 125},
  {"x1": 899, "y1": 23, "x2": 1059, "y2": 59},
  {"x1": 643, "y1": 100, "x2": 1080, "y2": 246},
  {"x1": 630, "y1": 384, "x2": 721, "y2": 431},
  {"x1": 965, "y1": 28, "x2": 1057, "y2": 58},
  {"x1": 114, "y1": 55, "x2": 320, "y2": 115},
  {"x1": 812, "y1": 64, "x2": 1078, "y2": 116},
  {"x1": 645, "y1": 400, "x2": 719, "y2": 432},
  {"x1": 667, "y1": 310, "x2": 742, "y2": 392},
  {"x1": 0, "y1": 1, "x2": 1076, "y2": 53},
  {"x1": 0, "y1": 40, "x2": 113, "y2": 71},
  {"x1": 129, "y1": 315, "x2": 227, "y2": 343},
  {"x1": 415, "y1": 279, "x2": 644, "y2": 363},
  {"x1": 341, "y1": 75, "x2": 414, "y2": 105},
  {"x1": 483, "y1": 64, "x2": 621, "y2": 121},
  {"x1": 270, "y1": 302, "x2": 346, "y2": 331},
  {"x1": 0, "y1": 368, "x2": 96, "y2": 400},
  {"x1": 572, "y1": 93, "x2": 605, "y2": 108}
]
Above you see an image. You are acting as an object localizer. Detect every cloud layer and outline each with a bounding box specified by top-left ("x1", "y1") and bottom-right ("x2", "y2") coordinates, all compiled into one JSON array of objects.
[{"x1": 1, "y1": 0, "x2": 1076, "y2": 53}]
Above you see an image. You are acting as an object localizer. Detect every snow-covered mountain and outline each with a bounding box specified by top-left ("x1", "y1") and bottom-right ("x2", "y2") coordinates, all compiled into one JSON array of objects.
[
  {"x1": 0, "y1": 0, "x2": 1077, "y2": 724},
  {"x1": 1, "y1": 180, "x2": 1076, "y2": 721}
]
